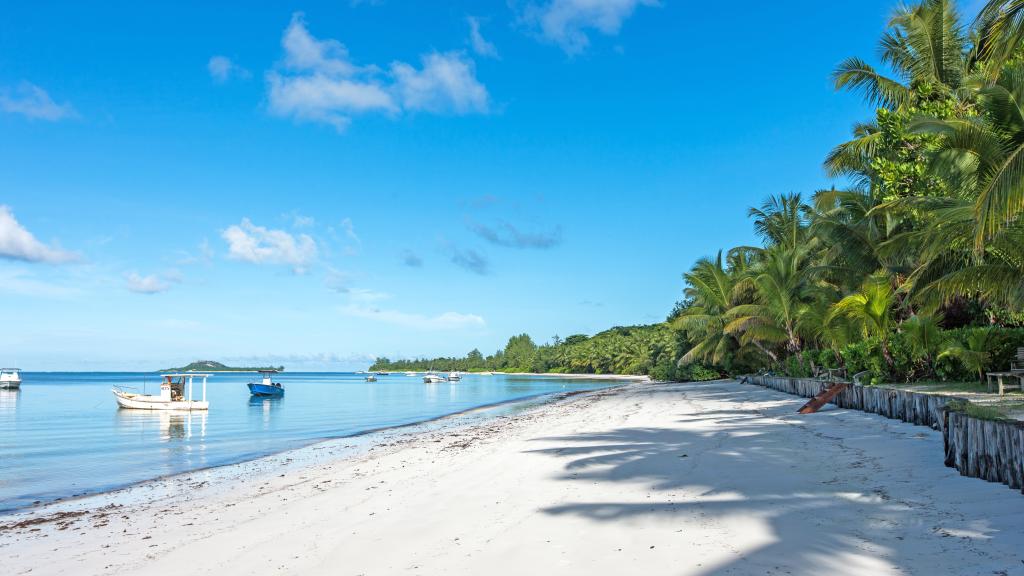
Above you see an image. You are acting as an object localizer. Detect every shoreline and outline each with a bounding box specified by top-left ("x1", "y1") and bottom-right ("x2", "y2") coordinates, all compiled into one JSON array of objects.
[
  {"x1": 0, "y1": 382, "x2": 633, "y2": 515},
  {"x1": 5, "y1": 379, "x2": 1022, "y2": 575}
]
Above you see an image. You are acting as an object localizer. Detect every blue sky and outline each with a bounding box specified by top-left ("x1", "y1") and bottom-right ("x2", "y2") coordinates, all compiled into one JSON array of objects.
[{"x1": 0, "y1": 0, "x2": 982, "y2": 370}]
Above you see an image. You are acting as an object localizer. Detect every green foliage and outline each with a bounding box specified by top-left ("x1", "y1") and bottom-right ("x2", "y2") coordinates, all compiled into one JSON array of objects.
[{"x1": 371, "y1": 324, "x2": 692, "y2": 379}]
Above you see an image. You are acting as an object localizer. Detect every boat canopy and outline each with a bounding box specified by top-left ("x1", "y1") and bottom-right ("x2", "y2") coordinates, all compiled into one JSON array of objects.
[{"x1": 1, "y1": 368, "x2": 21, "y2": 371}]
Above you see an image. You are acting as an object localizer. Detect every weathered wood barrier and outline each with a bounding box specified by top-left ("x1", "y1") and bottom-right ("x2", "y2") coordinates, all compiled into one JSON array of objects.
[
  {"x1": 944, "y1": 411, "x2": 1024, "y2": 491},
  {"x1": 743, "y1": 375, "x2": 1024, "y2": 493},
  {"x1": 744, "y1": 375, "x2": 956, "y2": 431}
]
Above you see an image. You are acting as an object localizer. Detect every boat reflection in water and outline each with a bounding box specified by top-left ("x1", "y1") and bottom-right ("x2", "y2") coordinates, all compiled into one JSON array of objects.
[
  {"x1": 0, "y1": 388, "x2": 19, "y2": 413},
  {"x1": 116, "y1": 409, "x2": 207, "y2": 442},
  {"x1": 248, "y1": 395, "x2": 283, "y2": 430}
]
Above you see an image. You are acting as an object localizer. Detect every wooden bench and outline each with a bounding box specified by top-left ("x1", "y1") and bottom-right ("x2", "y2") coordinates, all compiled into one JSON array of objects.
[{"x1": 985, "y1": 371, "x2": 1024, "y2": 395}]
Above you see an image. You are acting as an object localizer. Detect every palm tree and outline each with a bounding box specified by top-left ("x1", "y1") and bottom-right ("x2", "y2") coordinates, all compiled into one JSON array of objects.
[
  {"x1": 674, "y1": 250, "x2": 748, "y2": 365},
  {"x1": 725, "y1": 245, "x2": 814, "y2": 356},
  {"x1": 748, "y1": 193, "x2": 811, "y2": 251},
  {"x1": 829, "y1": 0, "x2": 978, "y2": 202},
  {"x1": 902, "y1": 313, "x2": 945, "y2": 377},
  {"x1": 830, "y1": 274, "x2": 899, "y2": 368},
  {"x1": 833, "y1": 0, "x2": 970, "y2": 111},
  {"x1": 901, "y1": 64, "x2": 1024, "y2": 310},
  {"x1": 913, "y1": 64, "x2": 1024, "y2": 247},
  {"x1": 975, "y1": 1, "x2": 1024, "y2": 74},
  {"x1": 938, "y1": 327, "x2": 994, "y2": 382}
]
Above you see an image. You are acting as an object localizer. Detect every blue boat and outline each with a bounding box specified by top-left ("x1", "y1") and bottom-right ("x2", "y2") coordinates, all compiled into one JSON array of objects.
[{"x1": 247, "y1": 370, "x2": 284, "y2": 397}]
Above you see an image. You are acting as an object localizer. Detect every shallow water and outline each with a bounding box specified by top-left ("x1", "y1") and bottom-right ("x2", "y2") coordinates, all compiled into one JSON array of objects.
[{"x1": 0, "y1": 372, "x2": 618, "y2": 512}]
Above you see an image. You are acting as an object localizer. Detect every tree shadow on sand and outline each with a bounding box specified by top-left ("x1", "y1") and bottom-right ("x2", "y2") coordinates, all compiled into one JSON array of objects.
[{"x1": 525, "y1": 382, "x2": 1023, "y2": 575}]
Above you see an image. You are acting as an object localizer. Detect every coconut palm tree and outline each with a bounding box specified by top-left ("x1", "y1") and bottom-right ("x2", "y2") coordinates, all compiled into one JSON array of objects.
[
  {"x1": 938, "y1": 327, "x2": 994, "y2": 382},
  {"x1": 833, "y1": 0, "x2": 971, "y2": 110},
  {"x1": 748, "y1": 193, "x2": 811, "y2": 251},
  {"x1": 725, "y1": 245, "x2": 814, "y2": 357},
  {"x1": 829, "y1": 274, "x2": 899, "y2": 368},
  {"x1": 674, "y1": 251, "x2": 748, "y2": 365}
]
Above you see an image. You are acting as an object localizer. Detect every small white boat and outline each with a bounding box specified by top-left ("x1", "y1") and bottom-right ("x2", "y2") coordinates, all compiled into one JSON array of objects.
[
  {"x1": 365, "y1": 375, "x2": 378, "y2": 382},
  {"x1": 423, "y1": 373, "x2": 444, "y2": 384},
  {"x1": 0, "y1": 368, "x2": 21, "y2": 389},
  {"x1": 404, "y1": 371, "x2": 417, "y2": 377},
  {"x1": 447, "y1": 371, "x2": 462, "y2": 382},
  {"x1": 113, "y1": 373, "x2": 210, "y2": 411}
]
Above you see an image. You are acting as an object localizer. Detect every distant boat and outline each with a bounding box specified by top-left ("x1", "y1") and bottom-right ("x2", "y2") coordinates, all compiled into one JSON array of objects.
[
  {"x1": 375, "y1": 371, "x2": 389, "y2": 376},
  {"x1": 423, "y1": 373, "x2": 444, "y2": 384},
  {"x1": 404, "y1": 371, "x2": 417, "y2": 377},
  {"x1": 447, "y1": 371, "x2": 462, "y2": 382},
  {"x1": 0, "y1": 368, "x2": 21, "y2": 389},
  {"x1": 112, "y1": 373, "x2": 210, "y2": 411},
  {"x1": 247, "y1": 369, "x2": 284, "y2": 397},
  {"x1": 366, "y1": 375, "x2": 378, "y2": 382}
]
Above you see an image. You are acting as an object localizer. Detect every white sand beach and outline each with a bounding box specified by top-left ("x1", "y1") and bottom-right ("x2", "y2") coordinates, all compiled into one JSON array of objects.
[{"x1": 3, "y1": 379, "x2": 1024, "y2": 575}]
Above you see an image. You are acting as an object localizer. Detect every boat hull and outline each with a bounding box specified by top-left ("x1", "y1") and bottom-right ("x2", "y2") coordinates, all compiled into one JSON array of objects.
[
  {"x1": 247, "y1": 382, "x2": 284, "y2": 397},
  {"x1": 113, "y1": 391, "x2": 208, "y2": 411},
  {"x1": 0, "y1": 381, "x2": 20, "y2": 389}
]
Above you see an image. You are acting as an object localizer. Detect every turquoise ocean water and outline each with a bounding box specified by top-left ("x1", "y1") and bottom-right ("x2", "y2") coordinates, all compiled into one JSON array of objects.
[{"x1": 0, "y1": 372, "x2": 617, "y2": 512}]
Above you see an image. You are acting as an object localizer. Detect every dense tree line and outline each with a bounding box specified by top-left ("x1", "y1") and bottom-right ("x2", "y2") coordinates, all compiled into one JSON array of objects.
[
  {"x1": 378, "y1": 0, "x2": 1024, "y2": 383},
  {"x1": 370, "y1": 325, "x2": 720, "y2": 381}
]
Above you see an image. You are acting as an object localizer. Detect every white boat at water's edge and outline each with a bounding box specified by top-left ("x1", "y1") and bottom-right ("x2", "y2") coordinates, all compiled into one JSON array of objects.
[
  {"x1": 0, "y1": 368, "x2": 21, "y2": 389},
  {"x1": 112, "y1": 373, "x2": 210, "y2": 411},
  {"x1": 423, "y1": 373, "x2": 444, "y2": 384},
  {"x1": 447, "y1": 371, "x2": 461, "y2": 382}
]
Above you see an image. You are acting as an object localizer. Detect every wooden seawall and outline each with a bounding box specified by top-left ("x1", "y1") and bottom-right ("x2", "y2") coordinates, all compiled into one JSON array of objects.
[{"x1": 743, "y1": 375, "x2": 1024, "y2": 493}]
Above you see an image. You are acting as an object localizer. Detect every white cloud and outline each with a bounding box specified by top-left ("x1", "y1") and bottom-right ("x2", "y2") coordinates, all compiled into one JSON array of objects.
[
  {"x1": 0, "y1": 206, "x2": 78, "y2": 263},
  {"x1": 520, "y1": 0, "x2": 658, "y2": 54},
  {"x1": 266, "y1": 13, "x2": 488, "y2": 131},
  {"x1": 391, "y1": 52, "x2": 489, "y2": 114},
  {"x1": 467, "y1": 16, "x2": 499, "y2": 58},
  {"x1": 222, "y1": 218, "x2": 317, "y2": 273},
  {"x1": 339, "y1": 303, "x2": 485, "y2": 330},
  {"x1": 125, "y1": 272, "x2": 171, "y2": 295},
  {"x1": 0, "y1": 82, "x2": 76, "y2": 121},
  {"x1": 208, "y1": 56, "x2": 251, "y2": 83},
  {"x1": 339, "y1": 217, "x2": 361, "y2": 247}
]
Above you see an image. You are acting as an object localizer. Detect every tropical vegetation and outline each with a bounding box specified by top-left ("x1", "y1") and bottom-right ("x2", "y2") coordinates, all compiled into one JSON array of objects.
[{"x1": 377, "y1": 0, "x2": 1024, "y2": 384}]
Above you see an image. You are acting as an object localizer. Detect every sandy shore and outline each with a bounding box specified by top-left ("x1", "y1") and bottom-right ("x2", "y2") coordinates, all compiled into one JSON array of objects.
[{"x1": 3, "y1": 379, "x2": 1024, "y2": 575}]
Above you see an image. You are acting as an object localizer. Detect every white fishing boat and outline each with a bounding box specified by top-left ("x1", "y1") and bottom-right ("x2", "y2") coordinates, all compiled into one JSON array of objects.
[
  {"x1": 365, "y1": 374, "x2": 378, "y2": 382},
  {"x1": 0, "y1": 368, "x2": 21, "y2": 389},
  {"x1": 447, "y1": 371, "x2": 462, "y2": 382},
  {"x1": 112, "y1": 373, "x2": 210, "y2": 411},
  {"x1": 423, "y1": 373, "x2": 444, "y2": 384},
  {"x1": 404, "y1": 371, "x2": 417, "y2": 377}
]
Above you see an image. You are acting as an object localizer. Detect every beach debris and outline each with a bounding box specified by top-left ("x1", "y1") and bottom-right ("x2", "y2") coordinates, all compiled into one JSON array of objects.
[{"x1": 797, "y1": 382, "x2": 849, "y2": 414}]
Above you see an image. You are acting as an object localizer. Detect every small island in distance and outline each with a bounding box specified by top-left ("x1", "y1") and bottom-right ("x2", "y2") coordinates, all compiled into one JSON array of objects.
[{"x1": 161, "y1": 360, "x2": 285, "y2": 373}]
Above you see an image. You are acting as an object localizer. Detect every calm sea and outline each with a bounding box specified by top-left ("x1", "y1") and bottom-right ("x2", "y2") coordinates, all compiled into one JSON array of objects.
[{"x1": 0, "y1": 372, "x2": 618, "y2": 512}]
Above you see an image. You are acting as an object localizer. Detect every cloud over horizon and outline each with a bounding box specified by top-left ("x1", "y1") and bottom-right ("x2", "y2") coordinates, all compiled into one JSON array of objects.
[
  {"x1": 519, "y1": 0, "x2": 658, "y2": 54},
  {"x1": 222, "y1": 217, "x2": 317, "y2": 273},
  {"x1": 266, "y1": 13, "x2": 489, "y2": 131},
  {"x1": 0, "y1": 206, "x2": 78, "y2": 264}
]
